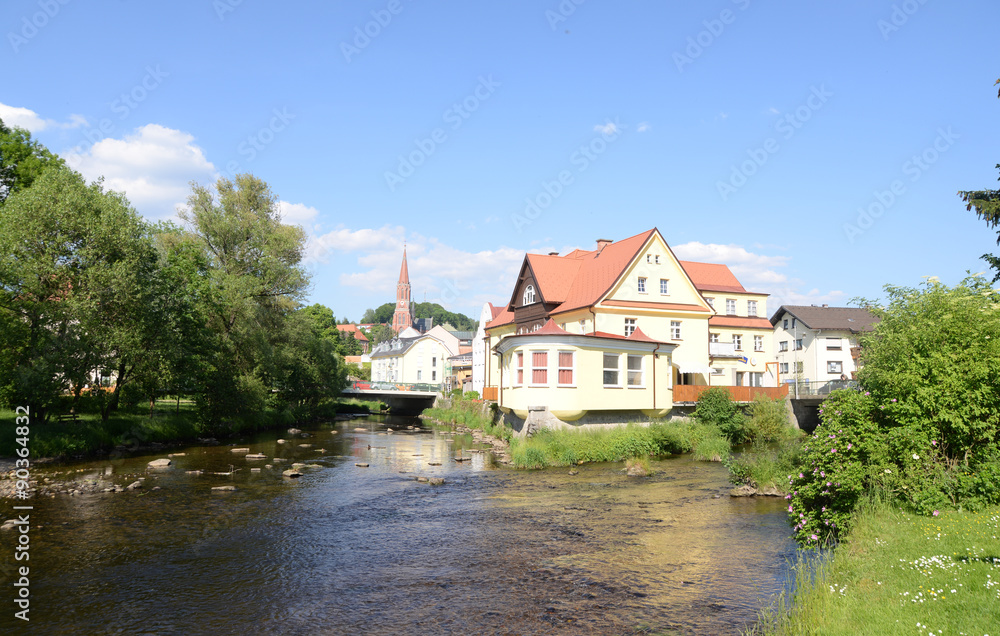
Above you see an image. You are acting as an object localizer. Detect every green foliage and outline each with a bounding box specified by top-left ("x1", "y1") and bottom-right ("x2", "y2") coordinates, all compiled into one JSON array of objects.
[
  {"x1": 727, "y1": 438, "x2": 803, "y2": 492},
  {"x1": 693, "y1": 387, "x2": 746, "y2": 442},
  {"x1": 0, "y1": 119, "x2": 65, "y2": 205},
  {"x1": 745, "y1": 396, "x2": 794, "y2": 444},
  {"x1": 463, "y1": 390, "x2": 479, "y2": 400},
  {"x1": 361, "y1": 301, "x2": 477, "y2": 332}
]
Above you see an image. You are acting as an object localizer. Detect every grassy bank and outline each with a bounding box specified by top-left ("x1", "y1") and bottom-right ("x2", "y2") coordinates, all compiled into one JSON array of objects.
[
  {"x1": 0, "y1": 397, "x2": 385, "y2": 459},
  {"x1": 749, "y1": 502, "x2": 1000, "y2": 635}
]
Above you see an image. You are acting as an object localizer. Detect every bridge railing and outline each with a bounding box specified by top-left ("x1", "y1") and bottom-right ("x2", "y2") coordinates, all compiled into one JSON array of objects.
[
  {"x1": 346, "y1": 380, "x2": 442, "y2": 393},
  {"x1": 783, "y1": 379, "x2": 858, "y2": 397}
]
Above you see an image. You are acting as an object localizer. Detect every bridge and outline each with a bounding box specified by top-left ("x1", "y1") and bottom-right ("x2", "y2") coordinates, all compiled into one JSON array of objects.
[{"x1": 341, "y1": 381, "x2": 441, "y2": 415}]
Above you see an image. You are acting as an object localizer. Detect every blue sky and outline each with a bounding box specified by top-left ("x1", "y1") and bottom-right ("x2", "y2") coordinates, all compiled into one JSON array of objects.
[{"x1": 4, "y1": 0, "x2": 999, "y2": 322}]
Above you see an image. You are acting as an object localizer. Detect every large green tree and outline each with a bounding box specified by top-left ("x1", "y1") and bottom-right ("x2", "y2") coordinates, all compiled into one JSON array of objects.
[
  {"x1": 0, "y1": 166, "x2": 163, "y2": 420},
  {"x1": 0, "y1": 118, "x2": 65, "y2": 206},
  {"x1": 959, "y1": 78, "x2": 1000, "y2": 282}
]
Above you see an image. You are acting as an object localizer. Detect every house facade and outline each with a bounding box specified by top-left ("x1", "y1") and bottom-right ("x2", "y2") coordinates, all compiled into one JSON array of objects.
[
  {"x1": 484, "y1": 228, "x2": 779, "y2": 429},
  {"x1": 770, "y1": 305, "x2": 878, "y2": 393},
  {"x1": 472, "y1": 302, "x2": 503, "y2": 395},
  {"x1": 370, "y1": 325, "x2": 460, "y2": 386}
]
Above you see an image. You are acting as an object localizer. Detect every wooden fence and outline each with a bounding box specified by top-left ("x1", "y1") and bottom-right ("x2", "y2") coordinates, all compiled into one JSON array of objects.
[{"x1": 672, "y1": 384, "x2": 789, "y2": 403}]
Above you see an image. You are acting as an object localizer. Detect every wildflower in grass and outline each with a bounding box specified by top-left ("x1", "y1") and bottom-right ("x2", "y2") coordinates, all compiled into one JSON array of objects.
[
  {"x1": 931, "y1": 440, "x2": 937, "y2": 446},
  {"x1": 847, "y1": 443, "x2": 852, "y2": 450},
  {"x1": 913, "y1": 453, "x2": 920, "y2": 460},
  {"x1": 831, "y1": 448, "x2": 837, "y2": 453},
  {"x1": 933, "y1": 510, "x2": 939, "y2": 516}
]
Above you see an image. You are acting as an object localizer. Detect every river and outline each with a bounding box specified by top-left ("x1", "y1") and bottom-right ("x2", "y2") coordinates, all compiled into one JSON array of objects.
[{"x1": 1, "y1": 415, "x2": 798, "y2": 635}]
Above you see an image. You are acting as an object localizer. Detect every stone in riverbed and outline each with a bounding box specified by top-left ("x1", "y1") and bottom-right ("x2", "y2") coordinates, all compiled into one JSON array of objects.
[
  {"x1": 147, "y1": 458, "x2": 171, "y2": 468},
  {"x1": 276, "y1": 439, "x2": 286, "y2": 444},
  {"x1": 246, "y1": 453, "x2": 267, "y2": 460},
  {"x1": 428, "y1": 478, "x2": 445, "y2": 486},
  {"x1": 416, "y1": 476, "x2": 428, "y2": 482},
  {"x1": 212, "y1": 485, "x2": 237, "y2": 492},
  {"x1": 355, "y1": 463, "x2": 369, "y2": 468},
  {"x1": 282, "y1": 469, "x2": 303, "y2": 478},
  {"x1": 231, "y1": 448, "x2": 250, "y2": 453},
  {"x1": 186, "y1": 470, "x2": 203, "y2": 475},
  {"x1": 126, "y1": 481, "x2": 142, "y2": 491},
  {"x1": 353, "y1": 427, "x2": 367, "y2": 432},
  {"x1": 298, "y1": 444, "x2": 313, "y2": 449},
  {"x1": 287, "y1": 428, "x2": 301, "y2": 434}
]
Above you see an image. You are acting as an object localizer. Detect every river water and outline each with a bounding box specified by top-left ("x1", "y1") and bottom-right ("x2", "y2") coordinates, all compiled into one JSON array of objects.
[{"x1": 2, "y1": 416, "x2": 797, "y2": 635}]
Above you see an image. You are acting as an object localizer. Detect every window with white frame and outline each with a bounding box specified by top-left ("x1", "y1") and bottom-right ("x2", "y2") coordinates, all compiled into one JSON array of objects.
[
  {"x1": 827, "y1": 361, "x2": 843, "y2": 374},
  {"x1": 782, "y1": 319, "x2": 788, "y2": 329},
  {"x1": 711, "y1": 367, "x2": 724, "y2": 375},
  {"x1": 795, "y1": 339, "x2": 803, "y2": 351},
  {"x1": 779, "y1": 362, "x2": 789, "y2": 374},
  {"x1": 670, "y1": 321, "x2": 681, "y2": 340},
  {"x1": 557, "y1": 351, "x2": 574, "y2": 386},
  {"x1": 779, "y1": 341, "x2": 788, "y2": 352},
  {"x1": 626, "y1": 355, "x2": 644, "y2": 387},
  {"x1": 733, "y1": 334, "x2": 743, "y2": 350},
  {"x1": 748, "y1": 300, "x2": 758, "y2": 317},
  {"x1": 826, "y1": 337, "x2": 842, "y2": 350},
  {"x1": 531, "y1": 351, "x2": 548, "y2": 385},
  {"x1": 726, "y1": 298, "x2": 737, "y2": 315},
  {"x1": 523, "y1": 285, "x2": 536, "y2": 305},
  {"x1": 709, "y1": 333, "x2": 719, "y2": 343},
  {"x1": 655, "y1": 254, "x2": 660, "y2": 264},
  {"x1": 624, "y1": 318, "x2": 637, "y2": 337},
  {"x1": 431, "y1": 370, "x2": 436, "y2": 381},
  {"x1": 706, "y1": 297, "x2": 714, "y2": 309},
  {"x1": 646, "y1": 254, "x2": 651, "y2": 263},
  {"x1": 637, "y1": 277, "x2": 647, "y2": 293},
  {"x1": 515, "y1": 352, "x2": 524, "y2": 385},
  {"x1": 417, "y1": 370, "x2": 422, "y2": 381},
  {"x1": 603, "y1": 353, "x2": 620, "y2": 386},
  {"x1": 660, "y1": 278, "x2": 669, "y2": 295},
  {"x1": 754, "y1": 335, "x2": 764, "y2": 351},
  {"x1": 579, "y1": 319, "x2": 586, "y2": 333}
]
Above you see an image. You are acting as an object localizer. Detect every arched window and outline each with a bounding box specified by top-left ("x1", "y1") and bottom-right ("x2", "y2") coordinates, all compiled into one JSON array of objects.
[{"x1": 523, "y1": 284, "x2": 536, "y2": 305}]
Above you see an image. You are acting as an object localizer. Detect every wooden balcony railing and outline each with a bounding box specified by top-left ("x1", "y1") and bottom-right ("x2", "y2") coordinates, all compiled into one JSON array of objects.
[
  {"x1": 673, "y1": 384, "x2": 789, "y2": 403},
  {"x1": 482, "y1": 386, "x2": 498, "y2": 401}
]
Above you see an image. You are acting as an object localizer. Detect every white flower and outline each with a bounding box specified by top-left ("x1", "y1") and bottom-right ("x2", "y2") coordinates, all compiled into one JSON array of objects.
[{"x1": 913, "y1": 454, "x2": 920, "y2": 460}]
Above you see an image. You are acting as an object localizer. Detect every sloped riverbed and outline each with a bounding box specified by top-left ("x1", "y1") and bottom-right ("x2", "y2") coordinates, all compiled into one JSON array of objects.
[{"x1": 1, "y1": 416, "x2": 797, "y2": 635}]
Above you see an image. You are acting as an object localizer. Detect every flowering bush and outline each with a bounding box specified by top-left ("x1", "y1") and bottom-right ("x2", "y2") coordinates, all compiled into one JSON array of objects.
[{"x1": 787, "y1": 389, "x2": 887, "y2": 545}]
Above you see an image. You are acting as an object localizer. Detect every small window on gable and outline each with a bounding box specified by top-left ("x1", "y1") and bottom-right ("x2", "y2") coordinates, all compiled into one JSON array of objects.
[
  {"x1": 637, "y1": 277, "x2": 647, "y2": 293},
  {"x1": 523, "y1": 285, "x2": 536, "y2": 305},
  {"x1": 655, "y1": 255, "x2": 660, "y2": 264}
]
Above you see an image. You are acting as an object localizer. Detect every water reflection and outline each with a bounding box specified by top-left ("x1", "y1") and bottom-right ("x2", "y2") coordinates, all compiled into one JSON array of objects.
[{"x1": 2, "y1": 416, "x2": 796, "y2": 635}]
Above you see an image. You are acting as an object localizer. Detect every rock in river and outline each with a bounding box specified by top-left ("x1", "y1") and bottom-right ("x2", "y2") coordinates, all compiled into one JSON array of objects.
[
  {"x1": 212, "y1": 485, "x2": 237, "y2": 492},
  {"x1": 282, "y1": 469, "x2": 303, "y2": 478},
  {"x1": 148, "y1": 458, "x2": 171, "y2": 468}
]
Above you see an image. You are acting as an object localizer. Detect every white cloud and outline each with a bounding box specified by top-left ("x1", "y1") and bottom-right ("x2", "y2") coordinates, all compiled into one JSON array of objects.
[
  {"x1": 637, "y1": 122, "x2": 651, "y2": 133},
  {"x1": 672, "y1": 241, "x2": 844, "y2": 315},
  {"x1": 594, "y1": 121, "x2": 619, "y2": 135},
  {"x1": 0, "y1": 102, "x2": 86, "y2": 132},
  {"x1": 278, "y1": 201, "x2": 320, "y2": 230},
  {"x1": 312, "y1": 226, "x2": 526, "y2": 316},
  {"x1": 64, "y1": 124, "x2": 216, "y2": 219},
  {"x1": 768, "y1": 107, "x2": 780, "y2": 115}
]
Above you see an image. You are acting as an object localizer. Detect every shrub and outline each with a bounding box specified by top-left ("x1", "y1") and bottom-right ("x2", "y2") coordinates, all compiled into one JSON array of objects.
[
  {"x1": 745, "y1": 396, "x2": 793, "y2": 444},
  {"x1": 693, "y1": 387, "x2": 746, "y2": 443},
  {"x1": 463, "y1": 390, "x2": 479, "y2": 400}
]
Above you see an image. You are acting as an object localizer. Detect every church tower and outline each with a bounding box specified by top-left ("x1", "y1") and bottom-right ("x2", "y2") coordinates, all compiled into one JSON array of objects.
[{"x1": 391, "y1": 247, "x2": 413, "y2": 333}]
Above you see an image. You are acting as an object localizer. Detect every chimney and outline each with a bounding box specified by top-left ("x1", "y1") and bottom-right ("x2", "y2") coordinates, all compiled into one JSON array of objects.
[
  {"x1": 822, "y1": 304, "x2": 829, "y2": 308},
  {"x1": 596, "y1": 239, "x2": 612, "y2": 254},
  {"x1": 548, "y1": 251, "x2": 559, "y2": 256}
]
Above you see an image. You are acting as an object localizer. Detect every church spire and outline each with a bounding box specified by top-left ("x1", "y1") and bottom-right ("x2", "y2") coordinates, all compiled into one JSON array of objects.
[{"x1": 391, "y1": 245, "x2": 413, "y2": 333}]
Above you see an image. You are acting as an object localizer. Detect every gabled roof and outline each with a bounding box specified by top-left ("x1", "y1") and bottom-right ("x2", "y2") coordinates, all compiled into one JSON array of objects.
[
  {"x1": 523, "y1": 254, "x2": 583, "y2": 304},
  {"x1": 550, "y1": 229, "x2": 657, "y2": 314},
  {"x1": 679, "y1": 261, "x2": 747, "y2": 294},
  {"x1": 770, "y1": 305, "x2": 879, "y2": 332}
]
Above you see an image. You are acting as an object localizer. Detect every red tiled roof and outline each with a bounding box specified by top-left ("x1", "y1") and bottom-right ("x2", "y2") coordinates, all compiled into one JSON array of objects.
[
  {"x1": 489, "y1": 303, "x2": 504, "y2": 320},
  {"x1": 550, "y1": 229, "x2": 657, "y2": 314},
  {"x1": 678, "y1": 261, "x2": 746, "y2": 293},
  {"x1": 534, "y1": 318, "x2": 569, "y2": 335},
  {"x1": 336, "y1": 324, "x2": 370, "y2": 341},
  {"x1": 486, "y1": 304, "x2": 515, "y2": 329},
  {"x1": 525, "y1": 254, "x2": 583, "y2": 303},
  {"x1": 708, "y1": 316, "x2": 773, "y2": 329}
]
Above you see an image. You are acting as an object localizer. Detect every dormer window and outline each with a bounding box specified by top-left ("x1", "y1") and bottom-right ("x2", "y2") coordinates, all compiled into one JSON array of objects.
[{"x1": 523, "y1": 284, "x2": 536, "y2": 305}]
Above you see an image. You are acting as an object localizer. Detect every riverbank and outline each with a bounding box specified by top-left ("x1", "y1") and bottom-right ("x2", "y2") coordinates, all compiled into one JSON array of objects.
[{"x1": 748, "y1": 502, "x2": 1000, "y2": 635}]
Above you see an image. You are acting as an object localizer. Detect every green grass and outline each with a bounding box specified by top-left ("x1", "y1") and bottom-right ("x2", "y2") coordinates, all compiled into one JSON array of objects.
[
  {"x1": 508, "y1": 420, "x2": 729, "y2": 469},
  {"x1": 727, "y1": 437, "x2": 804, "y2": 492},
  {"x1": 423, "y1": 399, "x2": 511, "y2": 441},
  {"x1": 747, "y1": 502, "x2": 1000, "y2": 635}
]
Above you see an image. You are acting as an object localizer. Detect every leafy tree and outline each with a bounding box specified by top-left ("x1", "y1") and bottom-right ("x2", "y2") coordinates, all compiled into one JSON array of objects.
[
  {"x1": 360, "y1": 301, "x2": 477, "y2": 331},
  {"x1": 367, "y1": 324, "x2": 395, "y2": 346},
  {"x1": 0, "y1": 118, "x2": 65, "y2": 205},
  {"x1": 958, "y1": 78, "x2": 1000, "y2": 282},
  {"x1": 0, "y1": 167, "x2": 162, "y2": 420}
]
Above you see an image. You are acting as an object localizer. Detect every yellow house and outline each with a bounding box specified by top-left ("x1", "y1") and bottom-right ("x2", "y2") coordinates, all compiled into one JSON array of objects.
[{"x1": 485, "y1": 228, "x2": 781, "y2": 430}]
